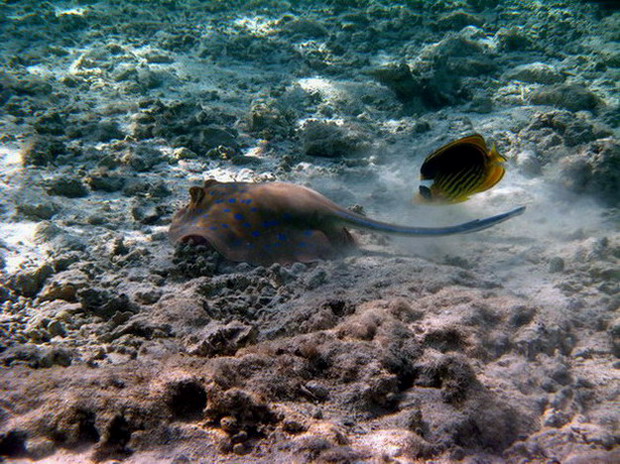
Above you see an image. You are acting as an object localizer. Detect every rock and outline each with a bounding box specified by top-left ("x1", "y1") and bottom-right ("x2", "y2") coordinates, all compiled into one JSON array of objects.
[
  {"x1": 280, "y1": 18, "x2": 328, "y2": 38},
  {"x1": 20, "y1": 137, "x2": 67, "y2": 166},
  {"x1": 408, "y1": 31, "x2": 497, "y2": 108},
  {"x1": 609, "y1": 318, "x2": 620, "y2": 358},
  {"x1": 516, "y1": 150, "x2": 542, "y2": 176},
  {"x1": 32, "y1": 222, "x2": 86, "y2": 252},
  {"x1": 185, "y1": 321, "x2": 257, "y2": 357},
  {"x1": 369, "y1": 63, "x2": 422, "y2": 105},
  {"x1": 131, "y1": 200, "x2": 164, "y2": 225},
  {"x1": 137, "y1": 67, "x2": 171, "y2": 90},
  {"x1": 77, "y1": 287, "x2": 134, "y2": 319},
  {"x1": 560, "y1": 138, "x2": 620, "y2": 206},
  {"x1": 86, "y1": 170, "x2": 126, "y2": 192},
  {"x1": 15, "y1": 200, "x2": 60, "y2": 220},
  {"x1": 144, "y1": 51, "x2": 174, "y2": 64},
  {"x1": 0, "y1": 344, "x2": 72, "y2": 368},
  {"x1": 530, "y1": 84, "x2": 601, "y2": 112},
  {"x1": 542, "y1": 408, "x2": 570, "y2": 427},
  {"x1": 135, "y1": 99, "x2": 239, "y2": 155},
  {"x1": 205, "y1": 388, "x2": 277, "y2": 437},
  {"x1": 26, "y1": 437, "x2": 55, "y2": 460},
  {"x1": 134, "y1": 287, "x2": 162, "y2": 305},
  {"x1": 8, "y1": 263, "x2": 54, "y2": 298},
  {"x1": 121, "y1": 144, "x2": 165, "y2": 172},
  {"x1": 39, "y1": 269, "x2": 90, "y2": 302},
  {"x1": 305, "y1": 268, "x2": 328, "y2": 289},
  {"x1": 504, "y1": 62, "x2": 564, "y2": 84},
  {"x1": 301, "y1": 120, "x2": 366, "y2": 157},
  {"x1": 564, "y1": 449, "x2": 620, "y2": 464},
  {"x1": 249, "y1": 98, "x2": 296, "y2": 140},
  {"x1": 435, "y1": 11, "x2": 484, "y2": 31},
  {"x1": 196, "y1": 126, "x2": 238, "y2": 152},
  {"x1": 548, "y1": 257, "x2": 565, "y2": 273},
  {"x1": 172, "y1": 147, "x2": 198, "y2": 160},
  {"x1": 40, "y1": 347, "x2": 73, "y2": 368},
  {"x1": 10, "y1": 75, "x2": 53, "y2": 96},
  {"x1": 44, "y1": 177, "x2": 89, "y2": 198},
  {"x1": 83, "y1": 120, "x2": 125, "y2": 142},
  {"x1": 34, "y1": 111, "x2": 66, "y2": 136},
  {"x1": 520, "y1": 110, "x2": 612, "y2": 149},
  {"x1": 122, "y1": 178, "x2": 170, "y2": 198},
  {"x1": 496, "y1": 26, "x2": 534, "y2": 51}
]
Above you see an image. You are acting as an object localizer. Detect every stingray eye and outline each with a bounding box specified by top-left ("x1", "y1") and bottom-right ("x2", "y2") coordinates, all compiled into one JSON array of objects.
[{"x1": 189, "y1": 187, "x2": 205, "y2": 205}]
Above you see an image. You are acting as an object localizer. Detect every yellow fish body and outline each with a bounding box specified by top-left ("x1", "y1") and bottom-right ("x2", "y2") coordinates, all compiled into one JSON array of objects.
[{"x1": 416, "y1": 134, "x2": 506, "y2": 204}]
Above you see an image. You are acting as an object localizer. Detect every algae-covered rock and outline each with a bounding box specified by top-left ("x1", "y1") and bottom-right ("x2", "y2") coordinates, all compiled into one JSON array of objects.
[
  {"x1": 435, "y1": 11, "x2": 484, "y2": 31},
  {"x1": 504, "y1": 62, "x2": 565, "y2": 84},
  {"x1": 279, "y1": 17, "x2": 329, "y2": 38},
  {"x1": 86, "y1": 169, "x2": 126, "y2": 192},
  {"x1": 249, "y1": 98, "x2": 296, "y2": 140},
  {"x1": 21, "y1": 137, "x2": 67, "y2": 166},
  {"x1": 560, "y1": 138, "x2": 620, "y2": 206},
  {"x1": 300, "y1": 120, "x2": 367, "y2": 158},
  {"x1": 15, "y1": 200, "x2": 61, "y2": 220},
  {"x1": 531, "y1": 83, "x2": 601, "y2": 112},
  {"x1": 44, "y1": 177, "x2": 89, "y2": 198}
]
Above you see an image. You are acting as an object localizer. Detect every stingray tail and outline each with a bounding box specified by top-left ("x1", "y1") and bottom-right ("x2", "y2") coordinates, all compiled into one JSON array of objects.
[{"x1": 334, "y1": 206, "x2": 526, "y2": 236}]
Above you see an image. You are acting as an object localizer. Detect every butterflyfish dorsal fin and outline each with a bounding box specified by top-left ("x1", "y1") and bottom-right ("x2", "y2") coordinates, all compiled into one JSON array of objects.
[{"x1": 422, "y1": 134, "x2": 487, "y2": 168}]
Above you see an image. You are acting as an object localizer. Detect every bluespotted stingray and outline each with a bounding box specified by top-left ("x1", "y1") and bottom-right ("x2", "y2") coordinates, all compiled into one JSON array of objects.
[{"x1": 169, "y1": 179, "x2": 525, "y2": 266}]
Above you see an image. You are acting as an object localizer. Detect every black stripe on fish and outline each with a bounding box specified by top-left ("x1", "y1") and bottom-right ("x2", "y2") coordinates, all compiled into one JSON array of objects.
[
  {"x1": 444, "y1": 167, "x2": 474, "y2": 197},
  {"x1": 461, "y1": 163, "x2": 485, "y2": 193}
]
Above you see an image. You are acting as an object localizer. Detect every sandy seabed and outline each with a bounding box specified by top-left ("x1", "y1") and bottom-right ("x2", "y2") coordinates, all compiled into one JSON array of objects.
[{"x1": 0, "y1": 1, "x2": 619, "y2": 463}]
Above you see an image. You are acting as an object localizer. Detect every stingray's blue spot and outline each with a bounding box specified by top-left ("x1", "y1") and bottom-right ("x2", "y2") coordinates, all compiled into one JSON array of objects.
[
  {"x1": 263, "y1": 220, "x2": 280, "y2": 228},
  {"x1": 234, "y1": 213, "x2": 244, "y2": 220},
  {"x1": 223, "y1": 208, "x2": 232, "y2": 213},
  {"x1": 250, "y1": 207, "x2": 259, "y2": 212},
  {"x1": 298, "y1": 241, "x2": 307, "y2": 248},
  {"x1": 209, "y1": 191, "x2": 216, "y2": 195},
  {"x1": 264, "y1": 243, "x2": 272, "y2": 249},
  {"x1": 303, "y1": 230, "x2": 313, "y2": 237},
  {"x1": 243, "y1": 222, "x2": 252, "y2": 228},
  {"x1": 210, "y1": 226, "x2": 218, "y2": 231},
  {"x1": 282, "y1": 212, "x2": 293, "y2": 220},
  {"x1": 228, "y1": 198, "x2": 237, "y2": 203},
  {"x1": 272, "y1": 242, "x2": 281, "y2": 248},
  {"x1": 277, "y1": 233, "x2": 287, "y2": 241},
  {"x1": 221, "y1": 223, "x2": 229, "y2": 229},
  {"x1": 243, "y1": 199, "x2": 253, "y2": 204},
  {"x1": 251, "y1": 231, "x2": 261, "y2": 237},
  {"x1": 215, "y1": 199, "x2": 224, "y2": 204}
]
